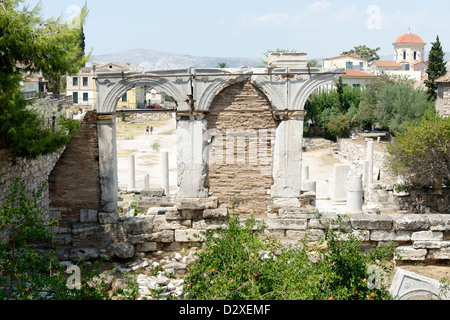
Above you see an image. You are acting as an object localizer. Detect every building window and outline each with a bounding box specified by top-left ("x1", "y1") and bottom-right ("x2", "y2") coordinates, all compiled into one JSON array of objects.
[
  {"x1": 346, "y1": 62, "x2": 353, "y2": 70},
  {"x1": 401, "y1": 63, "x2": 410, "y2": 71},
  {"x1": 122, "y1": 93, "x2": 128, "y2": 102},
  {"x1": 413, "y1": 51, "x2": 418, "y2": 60},
  {"x1": 352, "y1": 84, "x2": 361, "y2": 88},
  {"x1": 73, "y1": 77, "x2": 78, "y2": 86},
  {"x1": 73, "y1": 92, "x2": 78, "y2": 104},
  {"x1": 83, "y1": 77, "x2": 88, "y2": 86},
  {"x1": 403, "y1": 51, "x2": 407, "y2": 60},
  {"x1": 83, "y1": 93, "x2": 89, "y2": 102},
  {"x1": 359, "y1": 62, "x2": 364, "y2": 70}
]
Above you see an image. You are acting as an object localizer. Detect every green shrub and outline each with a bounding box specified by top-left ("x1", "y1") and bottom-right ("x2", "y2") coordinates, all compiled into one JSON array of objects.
[{"x1": 184, "y1": 213, "x2": 397, "y2": 300}]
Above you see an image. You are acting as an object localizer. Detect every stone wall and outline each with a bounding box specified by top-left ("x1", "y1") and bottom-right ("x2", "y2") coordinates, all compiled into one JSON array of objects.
[
  {"x1": 302, "y1": 138, "x2": 335, "y2": 152},
  {"x1": 205, "y1": 80, "x2": 278, "y2": 215},
  {"x1": 61, "y1": 192, "x2": 450, "y2": 263},
  {"x1": 436, "y1": 84, "x2": 450, "y2": 118},
  {"x1": 367, "y1": 182, "x2": 450, "y2": 213},
  {"x1": 337, "y1": 138, "x2": 394, "y2": 181},
  {"x1": 0, "y1": 140, "x2": 63, "y2": 217}
]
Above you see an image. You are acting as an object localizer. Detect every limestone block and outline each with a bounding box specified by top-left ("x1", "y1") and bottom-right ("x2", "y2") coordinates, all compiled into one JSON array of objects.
[
  {"x1": 147, "y1": 207, "x2": 172, "y2": 216},
  {"x1": 370, "y1": 230, "x2": 411, "y2": 242},
  {"x1": 396, "y1": 246, "x2": 427, "y2": 261},
  {"x1": 99, "y1": 211, "x2": 119, "y2": 224},
  {"x1": 278, "y1": 207, "x2": 319, "y2": 219},
  {"x1": 109, "y1": 242, "x2": 135, "y2": 259},
  {"x1": 193, "y1": 219, "x2": 228, "y2": 230},
  {"x1": 427, "y1": 215, "x2": 450, "y2": 231},
  {"x1": 350, "y1": 214, "x2": 393, "y2": 230},
  {"x1": 124, "y1": 216, "x2": 154, "y2": 235},
  {"x1": 411, "y1": 231, "x2": 443, "y2": 241},
  {"x1": 80, "y1": 209, "x2": 98, "y2": 223},
  {"x1": 128, "y1": 230, "x2": 174, "y2": 244},
  {"x1": 175, "y1": 197, "x2": 218, "y2": 210},
  {"x1": 272, "y1": 198, "x2": 301, "y2": 208},
  {"x1": 203, "y1": 207, "x2": 229, "y2": 220},
  {"x1": 136, "y1": 242, "x2": 158, "y2": 252},
  {"x1": 174, "y1": 229, "x2": 206, "y2": 242},
  {"x1": 308, "y1": 213, "x2": 350, "y2": 230},
  {"x1": 265, "y1": 219, "x2": 307, "y2": 231},
  {"x1": 427, "y1": 248, "x2": 450, "y2": 260},
  {"x1": 71, "y1": 223, "x2": 102, "y2": 236},
  {"x1": 393, "y1": 215, "x2": 429, "y2": 231},
  {"x1": 69, "y1": 248, "x2": 100, "y2": 261},
  {"x1": 152, "y1": 216, "x2": 190, "y2": 232},
  {"x1": 413, "y1": 241, "x2": 450, "y2": 249}
]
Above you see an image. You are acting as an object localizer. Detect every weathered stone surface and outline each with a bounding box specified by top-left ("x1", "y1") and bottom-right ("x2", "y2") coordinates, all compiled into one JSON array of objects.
[
  {"x1": 193, "y1": 219, "x2": 228, "y2": 230},
  {"x1": 153, "y1": 215, "x2": 190, "y2": 231},
  {"x1": 71, "y1": 223, "x2": 102, "y2": 235},
  {"x1": 278, "y1": 207, "x2": 319, "y2": 219},
  {"x1": 396, "y1": 246, "x2": 427, "y2": 261},
  {"x1": 124, "y1": 216, "x2": 154, "y2": 235},
  {"x1": 427, "y1": 248, "x2": 450, "y2": 260},
  {"x1": 413, "y1": 241, "x2": 450, "y2": 249},
  {"x1": 428, "y1": 215, "x2": 450, "y2": 231},
  {"x1": 411, "y1": 231, "x2": 443, "y2": 241},
  {"x1": 128, "y1": 230, "x2": 174, "y2": 244},
  {"x1": 350, "y1": 214, "x2": 393, "y2": 230},
  {"x1": 80, "y1": 209, "x2": 98, "y2": 223},
  {"x1": 308, "y1": 213, "x2": 350, "y2": 230},
  {"x1": 265, "y1": 219, "x2": 307, "y2": 230},
  {"x1": 98, "y1": 211, "x2": 119, "y2": 224},
  {"x1": 393, "y1": 215, "x2": 429, "y2": 231},
  {"x1": 203, "y1": 207, "x2": 229, "y2": 220},
  {"x1": 174, "y1": 229, "x2": 206, "y2": 242},
  {"x1": 110, "y1": 242, "x2": 135, "y2": 259},
  {"x1": 370, "y1": 230, "x2": 411, "y2": 242},
  {"x1": 175, "y1": 197, "x2": 218, "y2": 210},
  {"x1": 271, "y1": 198, "x2": 301, "y2": 208},
  {"x1": 136, "y1": 242, "x2": 158, "y2": 252},
  {"x1": 69, "y1": 248, "x2": 100, "y2": 261}
]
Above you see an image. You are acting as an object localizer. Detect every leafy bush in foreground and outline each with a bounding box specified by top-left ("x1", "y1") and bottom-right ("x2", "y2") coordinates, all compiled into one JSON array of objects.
[{"x1": 184, "y1": 214, "x2": 397, "y2": 300}]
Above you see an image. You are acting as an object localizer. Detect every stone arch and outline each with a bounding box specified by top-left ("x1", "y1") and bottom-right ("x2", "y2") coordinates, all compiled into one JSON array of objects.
[
  {"x1": 292, "y1": 75, "x2": 341, "y2": 111},
  {"x1": 95, "y1": 70, "x2": 192, "y2": 113},
  {"x1": 204, "y1": 80, "x2": 278, "y2": 215}
]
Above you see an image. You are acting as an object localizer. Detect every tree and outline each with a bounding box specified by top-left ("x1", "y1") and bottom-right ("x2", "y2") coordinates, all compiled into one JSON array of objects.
[
  {"x1": 0, "y1": 0, "x2": 88, "y2": 159},
  {"x1": 355, "y1": 73, "x2": 415, "y2": 130},
  {"x1": 374, "y1": 83, "x2": 430, "y2": 133},
  {"x1": 307, "y1": 59, "x2": 321, "y2": 68},
  {"x1": 260, "y1": 48, "x2": 297, "y2": 66},
  {"x1": 217, "y1": 62, "x2": 229, "y2": 68},
  {"x1": 425, "y1": 36, "x2": 447, "y2": 102},
  {"x1": 387, "y1": 110, "x2": 450, "y2": 188},
  {"x1": 342, "y1": 45, "x2": 381, "y2": 63}
]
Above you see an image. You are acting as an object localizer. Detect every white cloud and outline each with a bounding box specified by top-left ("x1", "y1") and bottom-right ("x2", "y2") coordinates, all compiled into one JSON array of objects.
[
  {"x1": 307, "y1": 1, "x2": 332, "y2": 14},
  {"x1": 333, "y1": 6, "x2": 358, "y2": 22}
]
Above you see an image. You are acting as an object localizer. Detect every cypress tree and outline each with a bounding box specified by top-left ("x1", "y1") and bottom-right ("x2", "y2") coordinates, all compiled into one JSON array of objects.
[{"x1": 425, "y1": 36, "x2": 447, "y2": 101}]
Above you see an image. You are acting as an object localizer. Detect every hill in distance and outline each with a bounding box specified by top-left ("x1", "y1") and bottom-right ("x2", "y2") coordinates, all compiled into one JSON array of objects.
[{"x1": 90, "y1": 48, "x2": 264, "y2": 70}]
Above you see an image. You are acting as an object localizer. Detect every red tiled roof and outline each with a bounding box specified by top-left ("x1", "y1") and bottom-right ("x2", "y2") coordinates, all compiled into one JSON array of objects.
[
  {"x1": 342, "y1": 70, "x2": 376, "y2": 78},
  {"x1": 394, "y1": 33, "x2": 426, "y2": 45},
  {"x1": 372, "y1": 61, "x2": 401, "y2": 68}
]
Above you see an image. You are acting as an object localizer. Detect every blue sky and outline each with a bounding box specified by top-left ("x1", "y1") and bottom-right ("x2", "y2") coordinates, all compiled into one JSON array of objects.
[{"x1": 24, "y1": 0, "x2": 450, "y2": 60}]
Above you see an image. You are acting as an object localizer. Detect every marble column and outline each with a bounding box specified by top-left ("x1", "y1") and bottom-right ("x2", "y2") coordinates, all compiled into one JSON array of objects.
[
  {"x1": 176, "y1": 113, "x2": 208, "y2": 198},
  {"x1": 271, "y1": 111, "x2": 305, "y2": 199},
  {"x1": 97, "y1": 114, "x2": 118, "y2": 213}
]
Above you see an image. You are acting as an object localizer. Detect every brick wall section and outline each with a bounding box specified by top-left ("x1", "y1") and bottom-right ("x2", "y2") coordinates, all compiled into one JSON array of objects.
[
  {"x1": 49, "y1": 110, "x2": 101, "y2": 230},
  {"x1": 206, "y1": 80, "x2": 278, "y2": 215}
]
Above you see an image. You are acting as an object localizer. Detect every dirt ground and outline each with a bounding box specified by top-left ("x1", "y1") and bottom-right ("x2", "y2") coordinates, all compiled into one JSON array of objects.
[{"x1": 116, "y1": 120, "x2": 450, "y2": 284}]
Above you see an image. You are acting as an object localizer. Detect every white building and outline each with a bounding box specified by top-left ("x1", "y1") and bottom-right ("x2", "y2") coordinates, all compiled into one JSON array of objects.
[{"x1": 370, "y1": 32, "x2": 428, "y2": 82}]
